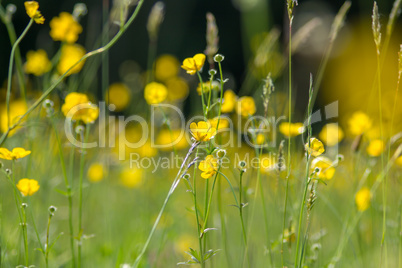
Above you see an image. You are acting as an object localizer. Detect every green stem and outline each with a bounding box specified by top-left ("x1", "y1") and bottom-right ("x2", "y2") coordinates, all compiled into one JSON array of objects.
[
  {"x1": 78, "y1": 124, "x2": 90, "y2": 268},
  {"x1": 282, "y1": 20, "x2": 292, "y2": 268},
  {"x1": 196, "y1": 71, "x2": 207, "y2": 120},
  {"x1": 45, "y1": 214, "x2": 52, "y2": 268},
  {"x1": 192, "y1": 148, "x2": 204, "y2": 268},
  {"x1": 376, "y1": 49, "x2": 386, "y2": 267},
  {"x1": 0, "y1": 6, "x2": 27, "y2": 102},
  {"x1": 6, "y1": 19, "x2": 33, "y2": 129},
  {"x1": 50, "y1": 119, "x2": 75, "y2": 267},
  {"x1": 132, "y1": 142, "x2": 199, "y2": 268},
  {"x1": 215, "y1": 61, "x2": 224, "y2": 131}
]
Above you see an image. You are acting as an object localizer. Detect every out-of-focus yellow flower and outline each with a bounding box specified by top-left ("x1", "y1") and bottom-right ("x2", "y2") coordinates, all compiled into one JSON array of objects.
[
  {"x1": 87, "y1": 163, "x2": 106, "y2": 182},
  {"x1": 175, "y1": 235, "x2": 197, "y2": 256},
  {"x1": 355, "y1": 187, "x2": 371, "y2": 211},
  {"x1": 279, "y1": 122, "x2": 304, "y2": 137},
  {"x1": 181, "y1": 53, "x2": 206, "y2": 75},
  {"x1": 366, "y1": 139, "x2": 385, "y2": 157},
  {"x1": 166, "y1": 77, "x2": 189, "y2": 101},
  {"x1": 221, "y1": 90, "x2": 237, "y2": 113},
  {"x1": 17, "y1": 178, "x2": 40, "y2": 196},
  {"x1": 61, "y1": 92, "x2": 99, "y2": 124},
  {"x1": 106, "y1": 83, "x2": 131, "y2": 111},
  {"x1": 0, "y1": 147, "x2": 31, "y2": 160},
  {"x1": 348, "y1": 111, "x2": 372, "y2": 136},
  {"x1": 260, "y1": 154, "x2": 275, "y2": 173},
  {"x1": 196, "y1": 81, "x2": 219, "y2": 95},
  {"x1": 156, "y1": 129, "x2": 188, "y2": 152},
  {"x1": 199, "y1": 155, "x2": 218, "y2": 179},
  {"x1": 155, "y1": 54, "x2": 179, "y2": 81},
  {"x1": 0, "y1": 100, "x2": 28, "y2": 135},
  {"x1": 311, "y1": 156, "x2": 335, "y2": 180},
  {"x1": 136, "y1": 141, "x2": 158, "y2": 158},
  {"x1": 57, "y1": 44, "x2": 86, "y2": 76},
  {"x1": 144, "y1": 82, "x2": 168, "y2": 104},
  {"x1": 256, "y1": 133, "x2": 266, "y2": 145},
  {"x1": 24, "y1": 1, "x2": 45, "y2": 24},
  {"x1": 319, "y1": 123, "x2": 344, "y2": 146},
  {"x1": 120, "y1": 167, "x2": 143, "y2": 188},
  {"x1": 305, "y1": 138, "x2": 325, "y2": 157},
  {"x1": 50, "y1": 12, "x2": 82, "y2": 43},
  {"x1": 190, "y1": 121, "x2": 216, "y2": 142},
  {"x1": 395, "y1": 155, "x2": 402, "y2": 167},
  {"x1": 25, "y1": 49, "x2": 51, "y2": 76},
  {"x1": 236, "y1": 96, "x2": 256, "y2": 117},
  {"x1": 208, "y1": 117, "x2": 229, "y2": 130}
]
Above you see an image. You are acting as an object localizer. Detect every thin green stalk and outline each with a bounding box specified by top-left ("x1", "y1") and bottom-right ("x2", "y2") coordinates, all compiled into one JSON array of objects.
[
  {"x1": 45, "y1": 213, "x2": 52, "y2": 268},
  {"x1": 50, "y1": 119, "x2": 75, "y2": 267},
  {"x1": 282, "y1": 19, "x2": 293, "y2": 268},
  {"x1": 239, "y1": 170, "x2": 247, "y2": 246},
  {"x1": 6, "y1": 19, "x2": 33, "y2": 129},
  {"x1": 196, "y1": 71, "x2": 207, "y2": 120},
  {"x1": 158, "y1": 106, "x2": 177, "y2": 156},
  {"x1": 132, "y1": 142, "x2": 199, "y2": 268},
  {"x1": 215, "y1": 61, "x2": 224, "y2": 131},
  {"x1": 0, "y1": 6, "x2": 27, "y2": 101},
  {"x1": 102, "y1": 0, "x2": 110, "y2": 111},
  {"x1": 78, "y1": 125, "x2": 90, "y2": 268},
  {"x1": 376, "y1": 48, "x2": 386, "y2": 268},
  {"x1": 0, "y1": 0, "x2": 145, "y2": 146},
  {"x1": 294, "y1": 74, "x2": 314, "y2": 267},
  {"x1": 146, "y1": 39, "x2": 157, "y2": 84},
  {"x1": 202, "y1": 169, "x2": 220, "y2": 232},
  {"x1": 21, "y1": 204, "x2": 29, "y2": 266},
  {"x1": 192, "y1": 147, "x2": 204, "y2": 268}
]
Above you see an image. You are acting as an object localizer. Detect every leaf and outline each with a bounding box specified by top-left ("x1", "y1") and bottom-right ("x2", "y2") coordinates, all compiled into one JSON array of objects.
[
  {"x1": 203, "y1": 228, "x2": 218, "y2": 234},
  {"x1": 54, "y1": 188, "x2": 70, "y2": 196},
  {"x1": 203, "y1": 249, "x2": 221, "y2": 261}
]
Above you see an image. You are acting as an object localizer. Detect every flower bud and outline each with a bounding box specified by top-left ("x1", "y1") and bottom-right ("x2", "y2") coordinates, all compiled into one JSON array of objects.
[
  {"x1": 213, "y1": 54, "x2": 225, "y2": 63},
  {"x1": 216, "y1": 149, "x2": 226, "y2": 159},
  {"x1": 239, "y1": 161, "x2": 246, "y2": 168},
  {"x1": 21, "y1": 203, "x2": 28, "y2": 209}
]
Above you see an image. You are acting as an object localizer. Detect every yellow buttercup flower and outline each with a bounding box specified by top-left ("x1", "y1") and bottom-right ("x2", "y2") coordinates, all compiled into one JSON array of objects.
[
  {"x1": 260, "y1": 154, "x2": 276, "y2": 173},
  {"x1": 24, "y1": 1, "x2": 45, "y2": 24},
  {"x1": 0, "y1": 99, "x2": 28, "y2": 135},
  {"x1": 156, "y1": 129, "x2": 188, "y2": 152},
  {"x1": 0, "y1": 147, "x2": 31, "y2": 160},
  {"x1": 196, "y1": 81, "x2": 219, "y2": 95},
  {"x1": 106, "y1": 83, "x2": 131, "y2": 111},
  {"x1": 279, "y1": 122, "x2": 305, "y2": 137},
  {"x1": 311, "y1": 156, "x2": 335, "y2": 180},
  {"x1": 50, "y1": 12, "x2": 83, "y2": 43},
  {"x1": 25, "y1": 49, "x2": 51, "y2": 76},
  {"x1": 144, "y1": 82, "x2": 168, "y2": 104},
  {"x1": 366, "y1": 139, "x2": 385, "y2": 157},
  {"x1": 221, "y1": 90, "x2": 237, "y2": 113},
  {"x1": 236, "y1": 96, "x2": 256, "y2": 117},
  {"x1": 319, "y1": 123, "x2": 344, "y2": 147},
  {"x1": 61, "y1": 93, "x2": 99, "y2": 124},
  {"x1": 199, "y1": 155, "x2": 219, "y2": 179},
  {"x1": 190, "y1": 121, "x2": 217, "y2": 142},
  {"x1": 355, "y1": 187, "x2": 371, "y2": 211},
  {"x1": 348, "y1": 111, "x2": 372, "y2": 136},
  {"x1": 256, "y1": 133, "x2": 266, "y2": 145},
  {"x1": 166, "y1": 77, "x2": 189, "y2": 101},
  {"x1": 181, "y1": 53, "x2": 206, "y2": 75},
  {"x1": 16, "y1": 178, "x2": 40, "y2": 196},
  {"x1": 208, "y1": 117, "x2": 229, "y2": 130},
  {"x1": 155, "y1": 54, "x2": 180, "y2": 81},
  {"x1": 120, "y1": 167, "x2": 143, "y2": 188},
  {"x1": 305, "y1": 138, "x2": 325, "y2": 157},
  {"x1": 87, "y1": 163, "x2": 106, "y2": 183},
  {"x1": 396, "y1": 155, "x2": 402, "y2": 167},
  {"x1": 57, "y1": 44, "x2": 86, "y2": 76}
]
